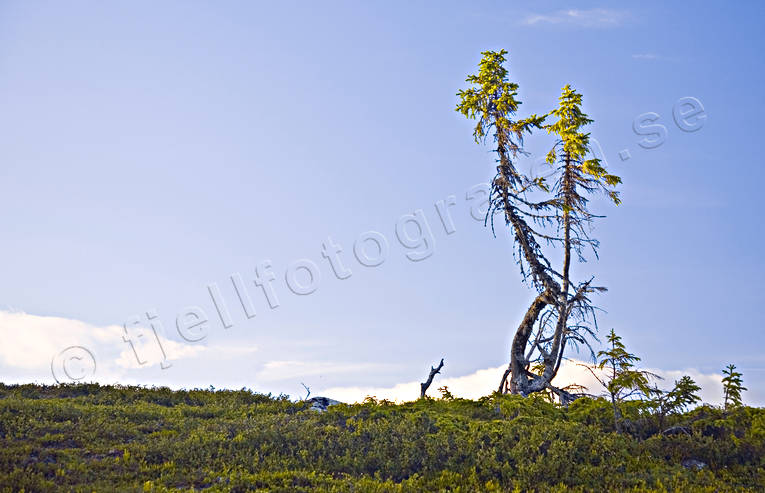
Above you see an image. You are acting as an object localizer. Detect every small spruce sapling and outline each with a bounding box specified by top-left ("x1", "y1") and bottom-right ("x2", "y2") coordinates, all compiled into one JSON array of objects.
[
  {"x1": 583, "y1": 329, "x2": 659, "y2": 433},
  {"x1": 722, "y1": 364, "x2": 747, "y2": 410}
]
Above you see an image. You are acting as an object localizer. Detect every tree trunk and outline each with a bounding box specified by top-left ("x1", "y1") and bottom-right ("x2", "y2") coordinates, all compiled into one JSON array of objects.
[
  {"x1": 509, "y1": 290, "x2": 553, "y2": 395},
  {"x1": 611, "y1": 394, "x2": 623, "y2": 433}
]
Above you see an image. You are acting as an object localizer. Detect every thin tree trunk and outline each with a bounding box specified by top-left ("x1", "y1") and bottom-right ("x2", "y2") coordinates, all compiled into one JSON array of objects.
[
  {"x1": 611, "y1": 347, "x2": 622, "y2": 433},
  {"x1": 611, "y1": 393, "x2": 622, "y2": 433},
  {"x1": 561, "y1": 152, "x2": 572, "y2": 299}
]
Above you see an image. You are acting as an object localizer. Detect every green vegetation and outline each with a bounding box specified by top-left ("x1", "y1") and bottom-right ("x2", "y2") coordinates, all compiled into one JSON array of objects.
[{"x1": 1, "y1": 383, "x2": 763, "y2": 492}]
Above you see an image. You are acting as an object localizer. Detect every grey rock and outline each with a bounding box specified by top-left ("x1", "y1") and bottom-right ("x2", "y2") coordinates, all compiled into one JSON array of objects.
[
  {"x1": 306, "y1": 396, "x2": 342, "y2": 412},
  {"x1": 662, "y1": 426, "x2": 691, "y2": 436},
  {"x1": 681, "y1": 459, "x2": 707, "y2": 470}
]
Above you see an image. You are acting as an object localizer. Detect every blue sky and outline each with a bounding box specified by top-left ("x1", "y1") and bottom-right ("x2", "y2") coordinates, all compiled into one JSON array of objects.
[{"x1": 1, "y1": 1, "x2": 764, "y2": 404}]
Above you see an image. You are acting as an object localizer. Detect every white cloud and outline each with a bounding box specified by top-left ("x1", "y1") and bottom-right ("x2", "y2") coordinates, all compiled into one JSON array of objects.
[
  {"x1": 318, "y1": 365, "x2": 503, "y2": 403},
  {"x1": 0, "y1": 310, "x2": 117, "y2": 370},
  {"x1": 0, "y1": 310, "x2": 207, "y2": 374},
  {"x1": 647, "y1": 367, "x2": 723, "y2": 404},
  {"x1": 0, "y1": 310, "x2": 251, "y2": 385},
  {"x1": 114, "y1": 336, "x2": 206, "y2": 370},
  {"x1": 318, "y1": 359, "x2": 726, "y2": 405},
  {"x1": 523, "y1": 9, "x2": 629, "y2": 28}
]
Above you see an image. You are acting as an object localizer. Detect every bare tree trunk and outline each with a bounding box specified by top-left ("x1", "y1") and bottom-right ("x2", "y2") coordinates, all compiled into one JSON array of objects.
[
  {"x1": 610, "y1": 356, "x2": 622, "y2": 433},
  {"x1": 561, "y1": 152, "x2": 572, "y2": 299},
  {"x1": 420, "y1": 358, "x2": 444, "y2": 398},
  {"x1": 509, "y1": 290, "x2": 553, "y2": 395}
]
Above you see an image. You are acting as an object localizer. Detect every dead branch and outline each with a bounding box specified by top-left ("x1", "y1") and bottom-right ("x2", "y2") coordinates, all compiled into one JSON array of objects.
[
  {"x1": 420, "y1": 358, "x2": 445, "y2": 398},
  {"x1": 498, "y1": 365, "x2": 512, "y2": 394}
]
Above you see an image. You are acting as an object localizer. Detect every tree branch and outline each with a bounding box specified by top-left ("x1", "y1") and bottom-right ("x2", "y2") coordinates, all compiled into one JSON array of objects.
[{"x1": 420, "y1": 358, "x2": 445, "y2": 398}]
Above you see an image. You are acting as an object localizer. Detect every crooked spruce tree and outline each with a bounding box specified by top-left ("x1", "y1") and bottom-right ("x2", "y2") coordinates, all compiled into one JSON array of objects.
[{"x1": 457, "y1": 51, "x2": 620, "y2": 400}]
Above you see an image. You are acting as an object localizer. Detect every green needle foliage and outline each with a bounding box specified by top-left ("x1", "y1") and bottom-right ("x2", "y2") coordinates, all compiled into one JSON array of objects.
[
  {"x1": 722, "y1": 364, "x2": 747, "y2": 410},
  {"x1": 664, "y1": 376, "x2": 703, "y2": 413},
  {"x1": 584, "y1": 329, "x2": 659, "y2": 433},
  {"x1": 596, "y1": 329, "x2": 657, "y2": 400},
  {"x1": 543, "y1": 84, "x2": 622, "y2": 269},
  {"x1": 652, "y1": 376, "x2": 702, "y2": 431},
  {"x1": 456, "y1": 49, "x2": 551, "y2": 289}
]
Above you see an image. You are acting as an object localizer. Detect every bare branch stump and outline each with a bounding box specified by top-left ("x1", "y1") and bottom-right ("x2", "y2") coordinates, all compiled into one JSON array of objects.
[{"x1": 420, "y1": 358, "x2": 445, "y2": 398}]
